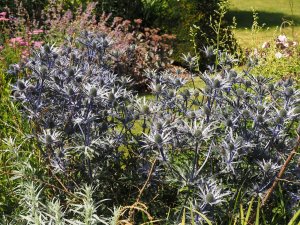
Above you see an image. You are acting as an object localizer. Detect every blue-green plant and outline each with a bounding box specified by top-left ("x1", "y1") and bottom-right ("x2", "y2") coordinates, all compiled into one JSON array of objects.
[{"x1": 10, "y1": 31, "x2": 300, "y2": 224}]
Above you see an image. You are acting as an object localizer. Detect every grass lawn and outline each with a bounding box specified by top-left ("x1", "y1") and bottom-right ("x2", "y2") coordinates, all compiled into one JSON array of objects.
[{"x1": 226, "y1": 0, "x2": 300, "y2": 48}]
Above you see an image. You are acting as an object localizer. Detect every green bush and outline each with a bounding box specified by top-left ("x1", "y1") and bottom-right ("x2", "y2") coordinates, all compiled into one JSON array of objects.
[{"x1": 0, "y1": 0, "x2": 48, "y2": 21}]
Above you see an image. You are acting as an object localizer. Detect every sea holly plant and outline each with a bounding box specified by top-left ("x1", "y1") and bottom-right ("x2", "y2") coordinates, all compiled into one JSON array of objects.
[{"x1": 11, "y1": 31, "x2": 300, "y2": 224}]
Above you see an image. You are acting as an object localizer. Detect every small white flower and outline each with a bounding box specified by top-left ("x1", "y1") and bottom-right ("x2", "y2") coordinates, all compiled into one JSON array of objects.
[
  {"x1": 275, "y1": 52, "x2": 283, "y2": 59},
  {"x1": 253, "y1": 48, "x2": 259, "y2": 56},
  {"x1": 277, "y1": 34, "x2": 287, "y2": 43},
  {"x1": 283, "y1": 42, "x2": 289, "y2": 48},
  {"x1": 261, "y1": 41, "x2": 270, "y2": 49}
]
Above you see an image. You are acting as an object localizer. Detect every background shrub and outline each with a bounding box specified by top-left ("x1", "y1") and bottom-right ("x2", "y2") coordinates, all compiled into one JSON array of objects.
[
  {"x1": 93, "y1": 0, "x2": 239, "y2": 68},
  {"x1": 2, "y1": 0, "x2": 238, "y2": 70},
  {"x1": 42, "y1": 4, "x2": 175, "y2": 91}
]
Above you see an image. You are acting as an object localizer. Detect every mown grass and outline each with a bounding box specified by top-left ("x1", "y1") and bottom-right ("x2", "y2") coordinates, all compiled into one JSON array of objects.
[{"x1": 227, "y1": 0, "x2": 300, "y2": 48}]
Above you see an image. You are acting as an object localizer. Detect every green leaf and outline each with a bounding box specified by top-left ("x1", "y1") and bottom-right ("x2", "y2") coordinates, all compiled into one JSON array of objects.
[
  {"x1": 245, "y1": 197, "x2": 254, "y2": 225},
  {"x1": 288, "y1": 209, "x2": 300, "y2": 225},
  {"x1": 181, "y1": 208, "x2": 186, "y2": 225},
  {"x1": 240, "y1": 204, "x2": 244, "y2": 225},
  {"x1": 255, "y1": 197, "x2": 261, "y2": 225},
  {"x1": 188, "y1": 207, "x2": 213, "y2": 225},
  {"x1": 189, "y1": 202, "x2": 196, "y2": 225}
]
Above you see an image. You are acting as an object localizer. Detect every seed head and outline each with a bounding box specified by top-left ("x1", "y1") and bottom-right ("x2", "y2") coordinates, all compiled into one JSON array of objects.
[
  {"x1": 213, "y1": 79, "x2": 221, "y2": 88},
  {"x1": 168, "y1": 90, "x2": 175, "y2": 98},
  {"x1": 68, "y1": 68, "x2": 75, "y2": 77},
  {"x1": 89, "y1": 87, "x2": 97, "y2": 97},
  {"x1": 256, "y1": 115, "x2": 264, "y2": 123},
  {"x1": 205, "y1": 192, "x2": 215, "y2": 203},
  {"x1": 182, "y1": 89, "x2": 190, "y2": 99},
  {"x1": 194, "y1": 129, "x2": 202, "y2": 138},
  {"x1": 245, "y1": 80, "x2": 252, "y2": 88},
  {"x1": 229, "y1": 70, "x2": 237, "y2": 79},
  {"x1": 205, "y1": 86, "x2": 211, "y2": 94},
  {"x1": 44, "y1": 45, "x2": 51, "y2": 53},
  {"x1": 45, "y1": 134, "x2": 53, "y2": 144},
  {"x1": 154, "y1": 134, "x2": 163, "y2": 145},
  {"x1": 237, "y1": 89, "x2": 244, "y2": 97},
  {"x1": 189, "y1": 112, "x2": 196, "y2": 119},
  {"x1": 17, "y1": 80, "x2": 26, "y2": 90},
  {"x1": 155, "y1": 84, "x2": 162, "y2": 92},
  {"x1": 242, "y1": 109, "x2": 250, "y2": 118},
  {"x1": 257, "y1": 105, "x2": 265, "y2": 114},
  {"x1": 142, "y1": 105, "x2": 150, "y2": 115},
  {"x1": 263, "y1": 162, "x2": 272, "y2": 172},
  {"x1": 54, "y1": 76, "x2": 60, "y2": 85},
  {"x1": 108, "y1": 92, "x2": 115, "y2": 102},
  {"x1": 226, "y1": 119, "x2": 233, "y2": 127},
  {"x1": 40, "y1": 66, "x2": 48, "y2": 76},
  {"x1": 68, "y1": 88, "x2": 75, "y2": 96},
  {"x1": 268, "y1": 83, "x2": 274, "y2": 91},
  {"x1": 283, "y1": 78, "x2": 293, "y2": 87},
  {"x1": 279, "y1": 109, "x2": 287, "y2": 117},
  {"x1": 285, "y1": 87, "x2": 294, "y2": 97},
  {"x1": 275, "y1": 116, "x2": 283, "y2": 124},
  {"x1": 175, "y1": 79, "x2": 182, "y2": 86},
  {"x1": 203, "y1": 106, "x2": 210, "y2": 115},
  {"x1": 228, "y1": 143, "x2": 235, "y2": 151}
]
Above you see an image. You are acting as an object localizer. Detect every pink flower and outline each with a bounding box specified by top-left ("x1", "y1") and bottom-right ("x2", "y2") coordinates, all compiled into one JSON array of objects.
[
  {"x1": 21, "y1": 49, "x2": 29, "y2": 59},
  {"x1": 253, "y1": 48, "x2": 259, "y2": 57},
  {"x1": 9, "y1": 37, "x2": 25, "y2": 47},
  {"x1": 134, "y1": 19, "x2": 142, "y2": 24},
  {"x1": 122, "y1": 20, "x2": 131, "y2": 27},
  {"x1": 277, "y1": 35, "x2": 287, "y2": 43},
  {"x1": 0, "y1": 12, "x2": 7, "y2": 17},
  {"x1": 33, "y1": 41, "x2": 43, "y2": 48},
  {"x1": 19, "y1": 41, "x2": 29, "y2": 46},
  {"x1": 10, "y1": 37, "x2": 23, "y2": 42},
  {"x1": 28, "y1": 29, "x2": 44, "y2": 35},
  {"x1": 0, "y1": 45, "x2": 4, "y2": 51},
  {"x1": 0, "y1": 17, "x2": 9, "y2": 21},
  {"x1": 10, "y1": 37, "x2": 24, "y2": 45}
]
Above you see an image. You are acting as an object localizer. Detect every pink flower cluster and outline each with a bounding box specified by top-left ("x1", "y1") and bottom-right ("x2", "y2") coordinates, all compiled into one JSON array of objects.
[
  {"x1": 28, "y1": 29, "x2": 44, "y2": 35},
  {"x1": 0, "y1": 12, "x2": 9, "y2": 21},
  {"x1": 0, "y1": 10, "x2": 45, "y2": 60},
  {"x1": 0, "y1": 34, "x2": 44, "y2": 59},
  {"x1": 261, "y1": 34, "x2": 298, "y2": 59},
  {"x1": 9, "y1": 36, "x2": 43, "y2": 49},
  {"x1": 10, "y1": 37, "x2": 28, "y2": 47}
]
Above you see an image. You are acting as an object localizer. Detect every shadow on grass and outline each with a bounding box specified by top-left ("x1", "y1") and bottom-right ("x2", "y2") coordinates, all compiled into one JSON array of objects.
[{"x1": 225, "y1": 10, "x2": 300, "y2": 28}]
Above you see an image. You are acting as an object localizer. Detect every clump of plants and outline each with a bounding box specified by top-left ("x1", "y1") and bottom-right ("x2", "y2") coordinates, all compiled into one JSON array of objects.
[
  {"x1": 251, "y1": 34, "x2": 300, "y2": 86},
  {"x1": 42, "y1": 2, "x2": 175, "y2": 91},
  {"x1": 0, "y1": 6, "x2": 45, "y2": 71},
  {"x1": 9, "y1": 31, "x2": 300, "y2": 224}
]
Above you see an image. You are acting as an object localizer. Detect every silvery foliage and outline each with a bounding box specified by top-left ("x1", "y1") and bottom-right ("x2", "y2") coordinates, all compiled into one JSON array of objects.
[
  {"x1": 12, "y1": 30, "x2": 300, "y2": 223},
  {"x1": 16, "y1": 182, "x2": 108, "y2": 225}
]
